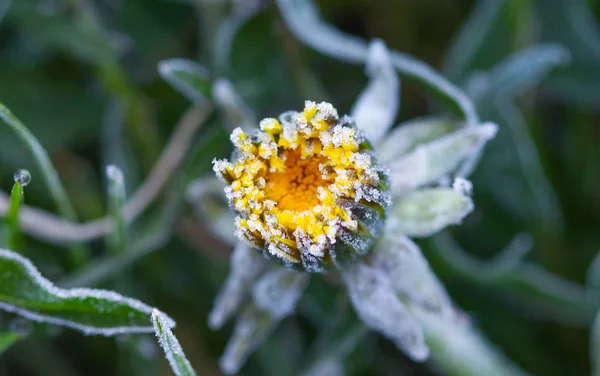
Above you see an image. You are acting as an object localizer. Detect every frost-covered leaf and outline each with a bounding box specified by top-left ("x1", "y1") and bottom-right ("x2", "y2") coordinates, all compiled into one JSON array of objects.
[
  {"x1": 158, "y1": 59, "x2": 212, "y2": 104},
  {"x1": 370, "y1": 234, "x2": 454, "y2": 318},
  {"x1": 208, "y1": 243, "x2": 268, "y2": 329},
  {"x1": 212, "y1": 78, "x2": 256, "y2": 132},
  {"x1": 219, "y1": 268, "x2": 308, "y2": 374},
  {"x1": 387, "y1": 123, "x2": 497, "y2": 194},
  {"x1": 351, "y1": 39, "x2": 399, "y2": 145},
  {"x1": 342, "y1": 261, "x2": 429, "y2": 362},
  {"x1": 152, "y1": 309, "x2": 196, "y2": 376},
  {"x1": 186, "y1": 176, "x2": 237, "y2": 246},
  {"x1": 0, "y1": 249, "x2": 174, "y2": 335},
  {"x1": 378, "y1": 117, "x2": 460, "y2": 164},
  {"x1": 251, "y1": 268, "x2": 308, "y2": 319},
  {"x1": 275, "y1": 0, "x2": 479, "y2": 124},
  {"x1": 466, "y1": 44, "x2": 570, "y2": 101},
  {"x1": 389, "y1": 187, "x2": 473, "y2": 237},
  {"x1": 412, "y1": 307, "x2": 527, "y2": 376}
]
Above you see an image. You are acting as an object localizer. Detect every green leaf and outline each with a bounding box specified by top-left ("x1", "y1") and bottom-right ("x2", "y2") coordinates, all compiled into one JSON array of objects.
[
  {"x1": 158, "y1": 59, "x2": 212, "y2": 104},
  {"x1": 152, "y1": 309, "x2": 196, "y2": 376},
  {"x1": 0, "y1": 248, "x2": 175, "y2": 335},
  {"x1": 390, "y1": 187, "x2": 473, "y2": 238},
  {"x1": 0, "y1": 331, "x2": 23, "y2": 355}
]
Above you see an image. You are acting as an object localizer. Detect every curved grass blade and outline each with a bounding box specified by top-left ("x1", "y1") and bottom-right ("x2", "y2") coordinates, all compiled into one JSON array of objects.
[
  {"x1": 0, "y1": 249, "x2": 175, "y2": 335},
  {"x1": 0, "y1": 102, "x2": 78, "y2": 223},
  {"x1": 158, "y1": 59, "x2": 212, "y2": 104},
  {"x1": 152, "y1": 309, "x2": 196, "y2": 376}
]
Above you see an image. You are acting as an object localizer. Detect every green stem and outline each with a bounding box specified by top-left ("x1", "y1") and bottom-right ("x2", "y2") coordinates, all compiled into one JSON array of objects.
[{"x1": 4, "y1": 182, "x2": 23, "y2": 250}]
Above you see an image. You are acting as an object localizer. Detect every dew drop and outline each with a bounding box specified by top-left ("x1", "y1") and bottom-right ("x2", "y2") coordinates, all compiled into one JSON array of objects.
[{"x1": 14, "y1": 169, "x2": 32, "y2": 186}]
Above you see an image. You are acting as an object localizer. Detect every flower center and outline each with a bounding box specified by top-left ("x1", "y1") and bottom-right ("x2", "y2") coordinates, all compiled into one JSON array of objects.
[
  {"x1": 263, "y1": 149, "x2": 331, "y2": 212},
  {"x1": 214, "y1": 101, "x2": 390, "y2": 271}
]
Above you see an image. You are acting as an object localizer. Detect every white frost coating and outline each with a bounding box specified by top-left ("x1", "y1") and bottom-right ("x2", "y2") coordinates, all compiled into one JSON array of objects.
[
  {"x1": 370, "y1": 234, "x2": 455, "y2": 319},
  {"x1": 0, "y1": 249, "x2": 175, "y2": 336},
  {"x1": 378, "y1": 117, "x2": 458, "y2": 164},
  {"x1": 452, "y1": 177, "x2": 473, "y2": 197},
  {"x1": 208, "y1": 243, "x2": 268, "y2": 329},
  {"x1": 389, "y1": 188, "x2": 474, "y2": 238},
  {"x1": 350, "y1": 39, "x2": 399, "y2": 145},
  {"x1": 412, "y1": 307, "x2": 527, "y2": 376},
  {"x1": 158, "y1": 58, "x2": 210, "y2": 104},
  {"x1": 252, "y1": 268, "x2": 309, "y2": 319},
  {"x1": 342, "y1": 262, "x2": 429, "y2": 361},
  {"x1": 212, "y1": 78, "x2": 256, "y2": 132},
  {"x1": 388, "y1": 122, "x2": 498, "y2": 195},
  {"x1": 152, "y1": 309, "x2": 196, "y2": 376},
  {"x1": 106, "y1": 165, "x2": 124, "y2": 188}
]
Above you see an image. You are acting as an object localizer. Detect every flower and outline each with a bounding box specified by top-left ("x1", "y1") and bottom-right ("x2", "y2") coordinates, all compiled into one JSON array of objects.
[
  {"x1": 213, "y1": 101, "x2": 390, "y2": 271},
  {"x1": 188, "y1": 40, "x2": 499, "y2": 375}
]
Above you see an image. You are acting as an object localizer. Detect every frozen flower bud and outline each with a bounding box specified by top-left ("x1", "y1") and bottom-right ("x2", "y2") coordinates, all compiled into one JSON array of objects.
[{"x1": 213, "y1": 101, "x2": 391, "y2": 272}]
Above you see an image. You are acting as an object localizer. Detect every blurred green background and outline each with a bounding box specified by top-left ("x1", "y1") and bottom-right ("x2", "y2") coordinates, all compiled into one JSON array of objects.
[{"x1": 1, "y1": 0, "x2": 600, "y2": 375}]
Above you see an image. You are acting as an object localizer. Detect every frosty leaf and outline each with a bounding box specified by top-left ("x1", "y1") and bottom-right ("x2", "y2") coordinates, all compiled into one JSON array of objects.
[
  {"x1": 388, "y1": 123, "x2": 497, "y2": 194},
  {"x1": 251, "y1": 268, "x2": 309, "y2": 319},
  {"x1": 342, "y1": 262, "x2": 429, "y2": 361},
  {"x1": 370, "y1": 234, "x2": 454, "y2": 318},
  {"x1": 389, "y1": 187, "x2": 473, "y2": 237},
  {"x1": 275, "y1": 0, "x2": 479, "y2": 124},
  {"x1": 378, "y1": 117, "x2": 460, "y2": 164},
  {"x1": 413, "y1": 307, "x2": 527, "y2": 376},
  {"x1": 186, "y1": 176, "x2": 237, "y2": 246},
  {"x1": 466, "y1": 44, "x2": 570, "y2": 101},
  {"x1": 351, "y1": 39, "x2": 399, "y2": 145},
  {"x1": 219, "y1": 304, "x2": 278, "y2": 375},
  {"x1": 152, "y1": 309, "x2": 196, "y2": 376},
  {"x1": 212, "y1": 78, "x2": 256, "y2": 132},
  {"x1": 158, "y1": 59, "x2": 212, "y2": 104},
  {"x1": 219, "y1": 268, "x2": 308, "y2": 374},
  {"x1": 0, "y1": 249, "x2": 174, "y2": 335},
  {"x1": 208, "y1": 243, "x2": 268, "y2": 329}
]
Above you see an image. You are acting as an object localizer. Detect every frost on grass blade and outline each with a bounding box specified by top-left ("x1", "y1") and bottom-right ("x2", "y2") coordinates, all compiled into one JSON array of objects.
[
  {"x1": 0, "y1": 249, "x2": 175, "y2": 335},
  {"x1": 351, "y1": 39, "x2": 399, "y2": 145},
  {"x1": 387, "y1": 123, "x2": 498, "y2": 194},
  {"x1": 388, "y1": 187, "x2": 474, "y2": 238},
  {"x1": 342, "y1": 261, "x2": 429, "y2": 362},
  {"x1": 158, "y1": 58, "x2": 212, "y2": 104},
  {"x1": 152, "y1": 309, "x2": 196, "y2": 376}
]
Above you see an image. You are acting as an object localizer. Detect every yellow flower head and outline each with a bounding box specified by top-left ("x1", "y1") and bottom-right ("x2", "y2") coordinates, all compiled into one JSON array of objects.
[{"x1": 213, "y1": 101, "x2": 390, "y2": 271}]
